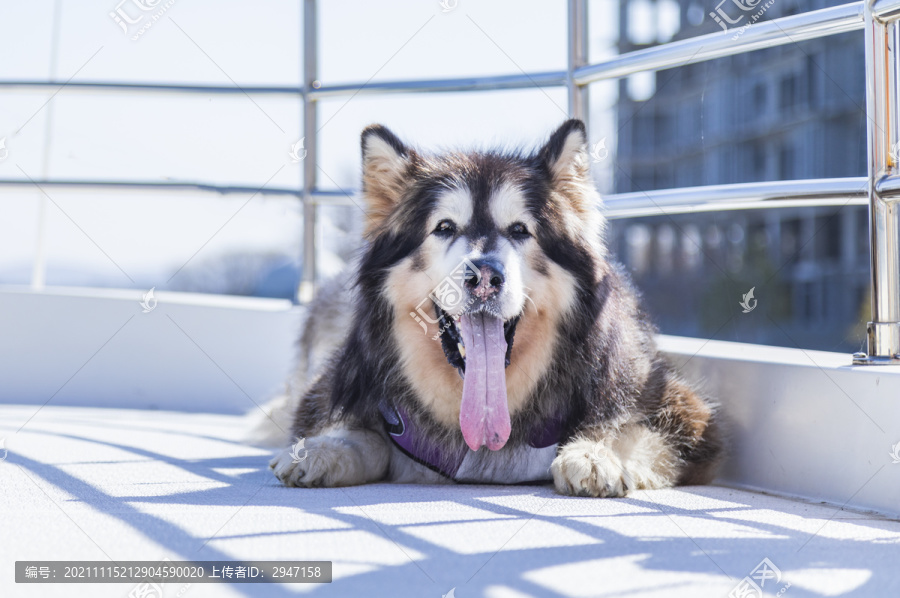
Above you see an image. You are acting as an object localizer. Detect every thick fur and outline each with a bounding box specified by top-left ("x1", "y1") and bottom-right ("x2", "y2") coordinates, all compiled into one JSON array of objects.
[
  {"x1": 247, "y1": 275, "x2": 353, "y2": 447},
  {"x1": 270, "y1": 120, "x2": 722, "y2": 497}
]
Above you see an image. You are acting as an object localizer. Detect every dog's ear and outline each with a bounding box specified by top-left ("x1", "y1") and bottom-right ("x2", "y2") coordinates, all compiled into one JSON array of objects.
[
  {"x1": 538, "y1": 119, "x2": 590, "y2": 187},
  {"x1": 538, "y1": 119, "x2": 600, "y2": 219},
  {"x1": 361, "y1": 124, "x2": 416, "y2": 238}
]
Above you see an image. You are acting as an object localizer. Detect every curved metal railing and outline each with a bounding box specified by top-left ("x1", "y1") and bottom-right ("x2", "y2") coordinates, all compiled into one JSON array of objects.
[{"x1": 0, "y1": 0, "x2": 897, "y2": 362}]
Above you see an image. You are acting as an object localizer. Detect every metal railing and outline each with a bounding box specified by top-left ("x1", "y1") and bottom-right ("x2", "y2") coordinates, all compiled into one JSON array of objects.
[{"x1": 1, "y1": 0, "x2": 898, "y2": 363}]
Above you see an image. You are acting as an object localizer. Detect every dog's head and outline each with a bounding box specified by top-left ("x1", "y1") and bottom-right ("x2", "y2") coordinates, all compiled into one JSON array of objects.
[{"x1": 358, "y1": 120, "x2": 604, "y2": 451}]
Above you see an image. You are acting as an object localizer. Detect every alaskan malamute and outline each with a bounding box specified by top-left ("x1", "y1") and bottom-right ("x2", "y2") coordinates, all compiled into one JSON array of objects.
[{"x1": 270, "y1": 120, "x2": 722, "y2": 497}]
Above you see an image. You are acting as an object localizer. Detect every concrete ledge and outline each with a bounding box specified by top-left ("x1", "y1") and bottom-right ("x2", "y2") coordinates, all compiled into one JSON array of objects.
[
  {"x1": 659, "y1": 335, "x2": 900, "y2": 519},
  {"x1": 2, "y1": 286, "x2": 896, "y2": 519},
  {"x1": 0, "y1": 286, "x2": 301, "y2": 414}
]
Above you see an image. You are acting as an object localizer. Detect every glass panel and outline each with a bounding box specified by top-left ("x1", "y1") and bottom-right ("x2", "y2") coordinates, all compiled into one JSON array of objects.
[
  {"x1": 608, "y1": 31, "x2": 866, "y2": 192},
  {"x1": 592, "y1": 32, "x2": 869, "y2": 352},
  {"x1": 607, "y1": 206, "x2": 869, "y2": 353},
  {"x1": 588, "y1": 0, "x2": 861, "y2": 65},
  {"x1": 593, "y1": 29, "x2": 868, "y2": 352}
]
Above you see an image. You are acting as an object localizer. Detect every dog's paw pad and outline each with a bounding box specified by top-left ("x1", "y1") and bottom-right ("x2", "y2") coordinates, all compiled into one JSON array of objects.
[
  {"x1": 271, "y1": 437, "x2": 365, "y2": 488},
  {"x1": 550, "y1": 441, "x2": 628, "y2": 498},
  {"x1": 270, "y1": 448, "x2": 309, "y2": 487}
]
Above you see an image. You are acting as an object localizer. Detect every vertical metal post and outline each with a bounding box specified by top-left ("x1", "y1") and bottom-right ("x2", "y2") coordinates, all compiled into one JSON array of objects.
[
  {"x1": 567, "y1": 0, "x2": 589, "y2": 125},
  {"x1": 856, "y1": 3, "x2": 900, "y2": 363},
  {"x1": 31, "y1": 0, "x2": 63, "y2": 291},
  {"x1": 298, "y1": 0, "x2": 318, "y2": 304}
]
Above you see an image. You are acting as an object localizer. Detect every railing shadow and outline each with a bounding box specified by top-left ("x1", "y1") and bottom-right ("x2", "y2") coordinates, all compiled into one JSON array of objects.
[{"x1": 6, "y1": 416, "x2": 899, "y2": 597}]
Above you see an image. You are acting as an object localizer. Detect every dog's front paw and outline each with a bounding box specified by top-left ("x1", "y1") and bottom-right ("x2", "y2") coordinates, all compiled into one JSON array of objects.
[
  {"x1": 551, "y1": 439, "x2": 628, "y2": 498},
  {"x1": 270, "y1": 436, "x2": 367, "y2": 488}
]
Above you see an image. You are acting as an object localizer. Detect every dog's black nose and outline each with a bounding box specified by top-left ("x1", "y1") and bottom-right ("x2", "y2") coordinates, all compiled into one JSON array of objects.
[{"x1": 465, "y1": 258, "x2": 505, "y2": 297}]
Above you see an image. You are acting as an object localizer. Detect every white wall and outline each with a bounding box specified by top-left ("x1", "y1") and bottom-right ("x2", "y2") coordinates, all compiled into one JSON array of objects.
[
  {"x1": 0, "y1": 286, "x2": 300, "y2": 414},
  {"x1": 661, "y1": 335, "x2": 900, "y2": 518},
  {"x1": 3, "y1": 287, "x2": 897, "y2": 517}
]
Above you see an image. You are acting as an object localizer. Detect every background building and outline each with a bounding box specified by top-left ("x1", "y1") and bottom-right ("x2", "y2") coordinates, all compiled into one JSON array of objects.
[{"x1": 609, "y1": 0, "x2": 869, "y2": 352}]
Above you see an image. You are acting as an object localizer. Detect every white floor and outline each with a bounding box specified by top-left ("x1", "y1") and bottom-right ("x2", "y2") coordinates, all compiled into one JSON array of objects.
[{"x1": 1, "y1": 405, "x2": 899, "y2": 598}]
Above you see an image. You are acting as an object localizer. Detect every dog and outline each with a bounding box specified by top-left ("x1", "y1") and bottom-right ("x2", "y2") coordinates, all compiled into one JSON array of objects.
[{"x1": 269, "y1": 120, "x2": 722, "y2": 497}]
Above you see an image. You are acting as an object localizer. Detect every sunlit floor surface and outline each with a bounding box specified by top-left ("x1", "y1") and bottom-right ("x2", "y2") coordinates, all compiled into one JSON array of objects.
[{"x1": 1, "y1": 406, "x2": 898, "y2": 598}]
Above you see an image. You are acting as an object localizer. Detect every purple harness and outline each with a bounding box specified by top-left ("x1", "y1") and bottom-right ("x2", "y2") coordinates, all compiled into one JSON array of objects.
[{"x1": 379, "y1": 401, "x2": 564, "y2": 479}]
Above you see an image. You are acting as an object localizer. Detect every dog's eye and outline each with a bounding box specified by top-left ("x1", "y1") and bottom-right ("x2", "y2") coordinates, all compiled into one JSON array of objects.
[
  {"x1": 508, "y1": 222, "x2": 530, "y2": 239},
  {"x1": 433, "y1": 219, "x2": 456, "y2": 237}
]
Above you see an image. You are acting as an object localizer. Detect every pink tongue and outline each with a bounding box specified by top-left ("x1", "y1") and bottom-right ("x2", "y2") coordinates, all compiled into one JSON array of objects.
[{"x1": 458, "y1": 312, "x2": 511, "y2": 451}]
